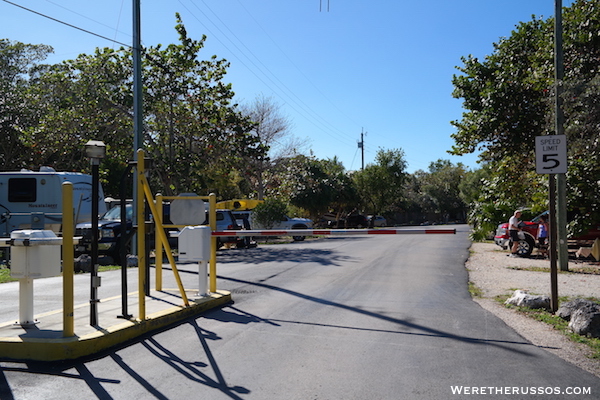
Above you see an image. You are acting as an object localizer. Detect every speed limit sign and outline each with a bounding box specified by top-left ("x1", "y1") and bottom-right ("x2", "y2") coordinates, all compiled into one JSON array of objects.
[{"x1": 535, "y1": 135, "x2": 567, "y2": 174}]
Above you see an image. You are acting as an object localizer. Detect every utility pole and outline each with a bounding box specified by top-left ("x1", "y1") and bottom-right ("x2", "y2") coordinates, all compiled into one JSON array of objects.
[
  {"x1": 554, "y1": 0, "x2": 569, "y2": 272},
  {"x1": 132, "y1": 0, "x2": 142, "y2": 264},
  {"x1": 133, "y1": 0, "x2": 142, "y2": 155},
  {"x1": 358, "y1": 128, "x2": 366, "y2": 170}
]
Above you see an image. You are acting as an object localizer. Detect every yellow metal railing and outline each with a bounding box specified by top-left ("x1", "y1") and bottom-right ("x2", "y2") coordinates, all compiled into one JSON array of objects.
[
  {"x1": 58, "y1": 149, "x2": 218, "y2": 329},
  {"x1": 135, "y1": 149, "x2": 219, "y2": 319},
  {"x1": 137, "y1": 150, "x2": 191, "y2": 320}
]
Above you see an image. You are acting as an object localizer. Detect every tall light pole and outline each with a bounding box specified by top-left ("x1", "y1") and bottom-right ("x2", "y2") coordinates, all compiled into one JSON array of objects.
[{"x1": 132, "y1": 0, "x2": 143, "y2": 266}]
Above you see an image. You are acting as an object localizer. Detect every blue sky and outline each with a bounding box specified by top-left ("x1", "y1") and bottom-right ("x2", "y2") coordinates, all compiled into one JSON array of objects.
[{"x1": 2, "y1": 0, "x2": 573, "y2": 172}]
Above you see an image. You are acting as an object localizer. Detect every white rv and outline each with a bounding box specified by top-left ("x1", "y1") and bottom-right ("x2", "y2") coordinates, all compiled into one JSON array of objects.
[{"x1": 0, "y1": 167, "x2": 106, "y2": 237}]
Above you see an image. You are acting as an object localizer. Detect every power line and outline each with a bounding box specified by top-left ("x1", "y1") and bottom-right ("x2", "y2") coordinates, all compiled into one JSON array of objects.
[
  {"x1": 2, "y1": 0, "x2": 131, "y2": 48},
  {"x1": 235, "y1": 0, "x2": 362, "y2": 132},
  {"x1": 178, "y1": 0, "x2": 356, "y2": 147}
]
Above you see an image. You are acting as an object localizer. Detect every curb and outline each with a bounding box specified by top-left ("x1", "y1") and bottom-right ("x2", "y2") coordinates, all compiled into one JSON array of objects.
[{"x1": 0, "y1": 290, "x2": 231, "y2": 362}]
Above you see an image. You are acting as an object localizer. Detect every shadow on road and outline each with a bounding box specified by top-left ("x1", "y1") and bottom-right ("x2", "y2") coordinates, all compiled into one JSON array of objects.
[
  {"x1": 213, "y1": 276, "x2": 544, "y2": 357},
  {"x1": 214, "y1": 246, "x2": 356, "y2": 266}
]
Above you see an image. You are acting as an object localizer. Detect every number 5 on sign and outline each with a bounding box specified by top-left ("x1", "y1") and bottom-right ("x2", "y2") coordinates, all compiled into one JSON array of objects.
[{"x1": 535, "y1": 135, "x2": 567, "y2": 174}]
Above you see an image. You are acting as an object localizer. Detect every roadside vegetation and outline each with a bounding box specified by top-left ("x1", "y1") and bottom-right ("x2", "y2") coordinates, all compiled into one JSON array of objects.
[
  {"x1": 0, "y1": 263, "x2": 128, "y2": 284},
  {"x1": 1, "y1": 1, "x2": 599, "y2": 234},
  {"x1": 0, "y1": 264, "x2": 17, "y2": 284}
]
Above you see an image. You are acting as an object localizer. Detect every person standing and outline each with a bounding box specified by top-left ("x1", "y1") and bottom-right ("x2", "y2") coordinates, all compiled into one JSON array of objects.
[
  {"x1": 537, "y1": 214, "x2": 549, "y2": 257},
  {"x1": 508, "y1": 210, "x2": 522, "y2": 256}
]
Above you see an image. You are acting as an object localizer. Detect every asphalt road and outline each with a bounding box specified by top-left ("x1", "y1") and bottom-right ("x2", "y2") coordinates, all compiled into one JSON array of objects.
[{"x1": 1, "y1": 225, "x2": 598, "y2": 399}]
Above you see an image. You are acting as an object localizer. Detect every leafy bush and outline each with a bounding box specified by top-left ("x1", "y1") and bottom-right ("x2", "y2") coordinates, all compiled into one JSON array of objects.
[{"x1": 253, "y1": 198, "x2": 288, "y2": 229}]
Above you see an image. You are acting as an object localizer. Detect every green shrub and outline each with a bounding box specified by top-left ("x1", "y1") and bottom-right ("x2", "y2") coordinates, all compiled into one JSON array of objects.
[{"x1": 253, "y1": 198, "x2": 288, "y2": 229}]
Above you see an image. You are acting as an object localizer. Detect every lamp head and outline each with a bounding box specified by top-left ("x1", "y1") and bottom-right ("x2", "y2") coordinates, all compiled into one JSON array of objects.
[{"x1": 85, "y1": 140, "x2": 106, "y2": 160}]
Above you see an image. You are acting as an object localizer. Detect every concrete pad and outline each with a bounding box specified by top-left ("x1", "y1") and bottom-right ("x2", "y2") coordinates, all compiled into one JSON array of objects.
[{"x1": 0, "y1": 289, "x2": 231, "y2": 362}]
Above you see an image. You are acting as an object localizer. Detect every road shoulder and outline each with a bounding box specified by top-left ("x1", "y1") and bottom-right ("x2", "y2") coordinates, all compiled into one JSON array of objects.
[{"x1": 467, "y1": 242, "x2": 600, "y2": 378}]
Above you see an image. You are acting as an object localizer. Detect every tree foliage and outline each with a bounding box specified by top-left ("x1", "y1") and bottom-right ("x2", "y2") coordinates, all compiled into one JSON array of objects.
[
  {"x1": 252, "y1": 198, "x2": 288, "y2": 230},
  {"x1": 143, "y1": 16, "x2": 265, "y2": 197},
  {"x1": 271, "y1": 155, "x2": 354, "y2": 220},
  {"x1": 451, "y1": 0, "x2": 600, "y2": 234},
  {"x1": 2, "y1": 15, "x2": 268, "y2": 198},
  {"x1": 24, "y1": 47, "x2": 134, "y2": 194},
  {"x1": 0, "y1": 39, "x2": 53, "y2": 169},
  {"x1": 414, "y1": 160, "x2": 468, "y2": 222},
  {"x1": 238, "y1": 95, "x2": 299, "y2": 199},
  {"x1": 352, "y1": 148, "x2": 407, "y2": 219}
]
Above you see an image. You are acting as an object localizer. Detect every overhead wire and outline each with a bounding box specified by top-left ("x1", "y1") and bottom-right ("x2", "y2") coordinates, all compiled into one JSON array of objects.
[
  {"x1": 5, "y1": 0, "x2": 372, "y2": 163},
  {"x1": 235, "y1": 0, "x2": 362, "y2": 130},
  {"x1": 2, "y1": 0, "x2": 131, "y2": 48},
  {"x1": 178, "y1": 0, "x2": 357, "y2": 147}
]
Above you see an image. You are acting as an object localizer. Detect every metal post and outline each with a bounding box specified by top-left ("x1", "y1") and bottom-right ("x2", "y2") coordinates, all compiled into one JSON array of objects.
[
  {"x1": 118, "y1": 164, "x2": 134, "y2": 320},
  {"x1": 133, "y1": 0, "x2": 142, "y2": 153},
  {"x1": 549, "y1": 175, "x2": 559, "y2": 312},
  {"x1": 156, "y1": 194, "x2": 164, "y2": 291},
  {"x1": 62, "y1": 182, "x2": 75, "y2": 337},
  {"x1": 90, "y1": 160, "x2": 100, "y2": 326},
  {"x1": 555, "y1": 0, "x2": 569, "y2": 271},
  {"x1": 84, "y1": 140, "x2": 105, "y2": 326},
  {"x1": 209, "y1": 193, "x2": 217, "y2": 293},
  {"x1": 18, "y1": 278, "x2": 34, "y2": 325},
  {"x1": 198, "y1": 261, "x2": 208, "y2": 296},
  {"x1": 137, "y1": 149, "x2": 146, "y2": 320},
  {"x1": 132, "y1": 0, "x2": 143, "y2": 264}
]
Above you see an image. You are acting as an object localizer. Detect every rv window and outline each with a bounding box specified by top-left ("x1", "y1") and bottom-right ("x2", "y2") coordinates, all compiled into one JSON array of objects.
[{"x1": 8, "y1": 178, "x2": 37, "y2": 202}]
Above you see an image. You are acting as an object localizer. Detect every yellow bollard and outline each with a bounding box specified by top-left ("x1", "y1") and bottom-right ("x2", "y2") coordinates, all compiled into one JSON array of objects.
[
  {"x1": 209, "y1": 193, "x2": 217, "y2": 293},
  {"x1": 156, "y1": 194, "x2": 163, "y2": 291},
  {"x1": 62, "y1": 182, "x2": 75, "y2": 337}
]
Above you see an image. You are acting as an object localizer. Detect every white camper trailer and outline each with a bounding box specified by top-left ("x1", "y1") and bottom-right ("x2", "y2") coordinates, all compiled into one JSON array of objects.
[{"x1": 0, "y1": 167, "x2": 106, "y2": 237}]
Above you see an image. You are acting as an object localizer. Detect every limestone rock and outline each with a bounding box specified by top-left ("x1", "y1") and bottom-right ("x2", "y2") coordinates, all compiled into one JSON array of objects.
[
  {"x1": 505, "y1": 290, "x2": 550, "y2": 310},
  {"x1": 556, "y1": 299, "x2": 596, "y2": 321},
  {"x1": 568, "y1": 303, "x2": 600, "y2": 338}
]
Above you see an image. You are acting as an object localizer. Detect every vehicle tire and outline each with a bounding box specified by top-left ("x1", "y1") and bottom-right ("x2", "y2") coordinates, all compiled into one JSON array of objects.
[
  {"x1": 292, "y1": 225, "x2": 307, "y2": 242},
  {"x1": 510, "y1": 235, "x2": 535, "y2": 257},
  {"x1": 112, "y1": 242, "x2": 131, "y2": 266}
]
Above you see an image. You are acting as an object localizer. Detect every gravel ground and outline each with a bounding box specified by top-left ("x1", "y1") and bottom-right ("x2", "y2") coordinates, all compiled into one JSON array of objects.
[{"x1": 467, "y1": 241, "x2": 600, "y2": 378}]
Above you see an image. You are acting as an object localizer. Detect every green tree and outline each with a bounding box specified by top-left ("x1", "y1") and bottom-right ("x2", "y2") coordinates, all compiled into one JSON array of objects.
[
  {"x1": 0, "y1": 39, "x2": 52, "y2": 170},
  {"x1": 415, "y1": 160, "x2": 468, "y2": 223},
  {"x1": 353, "y1": 148, "x2": 407, "y2": 223},
  {"x1": 273, "y1": 155, "x2": 355, "y2": 220},
  {"x1": 450, "y1": 0, "x2": 600, "y2": 235},
  {"x1": 24, "y1": 47, "x2": 133, "y2": 194},
  {"x1": 17, "y1": 15, "x2": 267, "y2": 198},
  {"x1": 252, "y1": 198, "x2": 288, "y2": 230},
  {"x1": 143, "y1": 15, "x2": 265, "y2": 197}
]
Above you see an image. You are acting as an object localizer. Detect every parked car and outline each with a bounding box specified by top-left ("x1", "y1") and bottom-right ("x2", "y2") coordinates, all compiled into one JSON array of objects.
[
  {"x1": 231, "y1": 211, "x2": 312, "y2": 241},
  {"x1": 327, "y1": 214, "x2": 368, "y2": 229},
  {"x1": 319, "y1": 212, "x2": 368, "y2": 229},
  {"x1": 75, "y1": 204, "x2": 134, "y2": 265},
  {"x1": 367, "y1": 215, "x2": 387, "y2": 227},
  {"x1": 75, "y1": 205, "x2": 243, "y2": 263},
  {"x1": 494, "y1": 211, "x2": 600, "y2": 257},
  {"x1": 206, "y1": 209, "x2": 244, "y2": 248}
]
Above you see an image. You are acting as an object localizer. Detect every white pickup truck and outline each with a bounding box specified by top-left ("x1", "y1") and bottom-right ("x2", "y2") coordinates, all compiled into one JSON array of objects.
[{"x1": 232, "y1": 211, "x2": 312, "y2": 241}]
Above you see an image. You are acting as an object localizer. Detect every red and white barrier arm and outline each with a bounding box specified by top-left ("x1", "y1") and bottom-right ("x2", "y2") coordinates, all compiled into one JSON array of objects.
[{"x1": 212, "y1": 228, "x2": 456, "y2": 237}]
